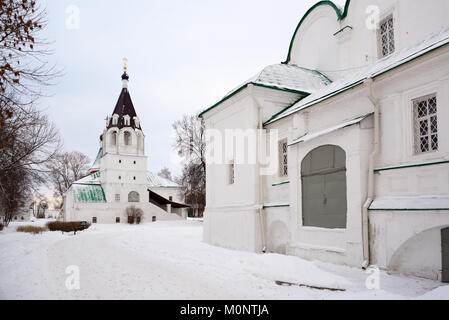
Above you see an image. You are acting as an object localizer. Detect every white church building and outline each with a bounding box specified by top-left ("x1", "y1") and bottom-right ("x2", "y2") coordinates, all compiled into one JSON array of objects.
[
  {"x1": 200, "y1": 0, "x2": 449, "y2": 282},
  {"x1": 64, "y1": 69, "x2": 188, "y2": 224}
]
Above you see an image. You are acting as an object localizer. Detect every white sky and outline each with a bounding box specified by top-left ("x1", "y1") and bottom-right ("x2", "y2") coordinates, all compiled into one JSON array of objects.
[{"x1": 39, "y1": 0, "x2": 343, "y2": 177}]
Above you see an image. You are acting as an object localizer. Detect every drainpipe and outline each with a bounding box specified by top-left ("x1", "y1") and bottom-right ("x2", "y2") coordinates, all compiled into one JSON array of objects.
[
  {"x1": 249, "y1": 84, "x2": 267, "y2": 253},
  {"x1": 362, "y1": 78, "x2": 380, "y2": 269}
]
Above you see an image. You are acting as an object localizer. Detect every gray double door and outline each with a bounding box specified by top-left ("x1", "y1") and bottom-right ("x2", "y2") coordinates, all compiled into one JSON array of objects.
[{"x1": 301, "y1": 145, "x2": 347, "y2": 229}]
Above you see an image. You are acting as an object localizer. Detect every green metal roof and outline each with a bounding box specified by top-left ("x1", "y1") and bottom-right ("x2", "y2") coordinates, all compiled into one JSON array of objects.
[
  {"x1": 72, "y1": 172, "x2": 106, "y2": 203},
  {"x1": 73, "y1": 184, "x2": 106, "y2": 203}
]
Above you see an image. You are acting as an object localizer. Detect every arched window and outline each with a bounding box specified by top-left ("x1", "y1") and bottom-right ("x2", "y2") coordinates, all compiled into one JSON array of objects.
[
  {"x1": 128, "y1": 191, "x2": 140, "y2": 203},
  {"x1": 124, "y1": 131, "x2": 131, "y2": 145},
  {"x1": 110, "y1": 132, "x2": 117, "y2": 146},
  {"x1": 301, "y1": 145, "x2": 347, "y2": 229}
]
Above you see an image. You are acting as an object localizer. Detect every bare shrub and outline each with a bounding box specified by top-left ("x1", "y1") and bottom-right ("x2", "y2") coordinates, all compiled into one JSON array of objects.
[
  {"x1": 46, "y1": 221, "x2": 90, "y2": 234},
  {"x1": 17, "y1": 226, "x2": 46, "y2": 234},
  {"x1": 126, "y1": 206, "x2": 143, "y2": 224}
]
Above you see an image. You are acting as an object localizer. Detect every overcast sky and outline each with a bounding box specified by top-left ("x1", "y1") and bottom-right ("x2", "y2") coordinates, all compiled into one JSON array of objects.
[{"x1": 38, "y1": 0, "x2": 345, "y2": 177}]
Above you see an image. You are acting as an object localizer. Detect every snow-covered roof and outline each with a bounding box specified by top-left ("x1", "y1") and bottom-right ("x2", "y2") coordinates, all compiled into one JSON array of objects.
[
  {"x1": 199, "y1": 64, "x2": 331, "y2": 118},
  {"x1": 90, "y1": 148, "x2": 102, "y2": 171},
  {"x1": 235, "y1": 64, "x2": 331, "y2": 95},
  {"x1": 266, "y1": 26, "x2": 449, "y2": 125},
  {"x1": 74, "y1": 171, "x2": 101, "y2": 185},
  {"x1": 147, "y1": 172, "x2": 181, "y2": 188},
  {"x1": 370, "y1": 196, "x2": 449, "y2": 211},
  {"x1": 289, "y1": 113, "x2": 372, "y2": 146}
]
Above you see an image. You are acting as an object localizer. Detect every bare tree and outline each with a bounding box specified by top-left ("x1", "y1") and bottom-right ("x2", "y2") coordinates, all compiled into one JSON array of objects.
[
  {"x1": 158, "y1": 167, "x2": 172, "y2": 181},
  {"x1": 173, "y1": 114, "x2": 206, "y2": 172},
  {"x1": 0, "y1": 0, "x2": 57, "y2": 127},
  {"x1": 125, "y1": 205, "x2": 143, "y2": 224},
  {"x1": 178, "y1": 163, "x2": 205, "y2": 217},
  {"x1": 46, "y1": 151, "x2": 90, "y2": 205},
  {"x1": 0, "y1": 105, "x2": 60, "y2": 226},
  {"x1": 173, "y1": 114, "x2": 206, "y2": 216},
  {"x1": 0, "y1": 1, "x2": 60, "y2": 226},
  {"x1": 0, "y1": 165, "x2": 33, "y2": 224}
]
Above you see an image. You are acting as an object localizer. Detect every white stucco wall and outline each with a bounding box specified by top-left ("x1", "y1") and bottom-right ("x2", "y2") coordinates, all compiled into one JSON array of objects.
[
  {"x1": 289, "y1": 0, "x2": 449, "y2": 79},
  {"x1": 201, "y1": 0, "x2": 449, "y2": 280}
]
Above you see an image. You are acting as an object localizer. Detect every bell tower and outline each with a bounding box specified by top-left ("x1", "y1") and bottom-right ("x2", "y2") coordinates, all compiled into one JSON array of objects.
[{"x1": 98, "y1": 60, "x2": 149, "y2": 204}]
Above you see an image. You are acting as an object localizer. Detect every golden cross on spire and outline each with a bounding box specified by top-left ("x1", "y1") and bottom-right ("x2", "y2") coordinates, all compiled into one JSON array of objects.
[{"x1": 123, "y1": 57, "x2": 128, "y2": 72}]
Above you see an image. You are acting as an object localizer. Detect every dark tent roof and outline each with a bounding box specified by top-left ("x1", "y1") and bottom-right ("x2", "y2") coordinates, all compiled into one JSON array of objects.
[{"x1": 107, "y1": 72, "x2": 141, "y2": 130}]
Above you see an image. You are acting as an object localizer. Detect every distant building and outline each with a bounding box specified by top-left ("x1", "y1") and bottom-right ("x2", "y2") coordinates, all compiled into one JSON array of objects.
[{"x1": 64, "y1": 67, "x2": 188, "y2": 224}]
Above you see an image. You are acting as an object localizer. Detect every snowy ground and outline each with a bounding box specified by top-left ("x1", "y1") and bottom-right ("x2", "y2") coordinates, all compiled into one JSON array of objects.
[{"x1": 0, "y1": 219, "x2": 448, "y2": 300}]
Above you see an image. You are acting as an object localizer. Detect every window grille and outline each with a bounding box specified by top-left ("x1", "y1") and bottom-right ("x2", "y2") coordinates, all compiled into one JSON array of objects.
[
  {"x1": 279, "y1": 140, "x2": 288, "y2": 177},
  {"x1": 380, "y1": 15, "x2": 395, "y2": 57},
  {"x1": 413, "y1": 94, "x2": 438, "y2": 154}
]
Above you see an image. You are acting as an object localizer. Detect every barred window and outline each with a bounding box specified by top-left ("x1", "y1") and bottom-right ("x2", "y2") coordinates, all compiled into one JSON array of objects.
[
  {"x1": 379, "y1": 15, "x2": 395, "y2": 57},
  {"x1": 228, "y1": 161, "x2": 235, "y2": 185},
  {"x1": 115, "y1": 194, "x2": 120, "y2": 202},
  {"x1": 413, "y1": 94, "x2": 438, "y2": 154},
  {"x1": 279, "y1": 140, "x2": 288, "y2": 177}
]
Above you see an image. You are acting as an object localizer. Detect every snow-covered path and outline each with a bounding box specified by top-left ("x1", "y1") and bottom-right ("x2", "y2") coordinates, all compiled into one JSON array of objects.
[{"x1": 0, "y1": 220, "x2": 447, "y2": 300}]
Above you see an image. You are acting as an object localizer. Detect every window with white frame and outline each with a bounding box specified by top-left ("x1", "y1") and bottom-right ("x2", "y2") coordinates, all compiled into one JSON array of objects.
[
  {"x1": 115, "y1": 194, "x2": 120, "y2": 202},
  {"x1": 379, "y1": 15, "x2": 395, "y2": 57},
  {"x1": 228, "y1": 161, "x2": 235, "y2": 185},
  {"x1": 413, "y1": 94, "x2": 438, "y2": 154},
  {"x1": 279, "y1": 139, "x2": 288, "y2": 177}
]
